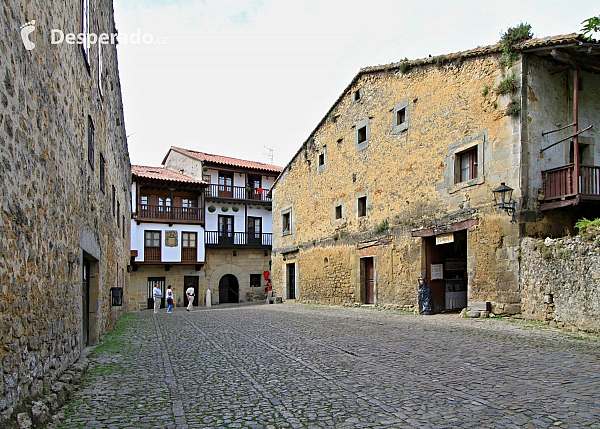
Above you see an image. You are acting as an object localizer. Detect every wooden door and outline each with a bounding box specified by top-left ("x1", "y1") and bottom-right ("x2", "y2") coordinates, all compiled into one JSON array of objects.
[
  {"x1": 147, "y1": 277, "x2": 165, "y2": 309},
  {"x1": 248, "y1": 217, "x2": 262, "y2": 245},
  {"x1": 82, "y1": 260, "x2": 90, "y2": 346},
  {"x1": 218, "y1": 216, "x2": 234, "y2": 244},
  {"x1": 364, "y1": 257, "x2": 374, "y2": 304},
  {"x1": 287, "y1": 263, "x2": 296, "y2": 299}
]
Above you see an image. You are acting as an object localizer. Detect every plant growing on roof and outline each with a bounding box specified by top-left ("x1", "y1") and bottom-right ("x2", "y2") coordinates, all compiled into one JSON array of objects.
[
  {"x1": 580, "y1": 15, "x2": 600, "y2": 41},
  {"x1": 498, "y1": 23, "x2": 532, "y2": 68}
]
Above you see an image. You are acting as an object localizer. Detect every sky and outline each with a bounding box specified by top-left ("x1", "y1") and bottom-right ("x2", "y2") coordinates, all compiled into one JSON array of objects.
[{"x1": 112, "y1": 0, "x2": 598, "y2": 169}]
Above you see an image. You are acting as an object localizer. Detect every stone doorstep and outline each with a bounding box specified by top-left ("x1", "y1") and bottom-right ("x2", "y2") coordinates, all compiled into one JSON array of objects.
[{"x1": 468, "y1": 301, "x2": 490, "y2": 312}]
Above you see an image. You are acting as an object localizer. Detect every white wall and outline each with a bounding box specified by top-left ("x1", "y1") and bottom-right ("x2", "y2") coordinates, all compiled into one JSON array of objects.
[{"x1": 131, "y1": 222, "x2": 206, "y2": 263}]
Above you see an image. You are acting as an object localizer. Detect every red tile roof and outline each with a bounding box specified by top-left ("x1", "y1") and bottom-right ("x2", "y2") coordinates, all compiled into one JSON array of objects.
[
  {"x1": 164, "y1": 146, "x2": 284, "y2": 174},
  {"x1": 131, "y1": 165, "x2": 207, "y2": 185}
]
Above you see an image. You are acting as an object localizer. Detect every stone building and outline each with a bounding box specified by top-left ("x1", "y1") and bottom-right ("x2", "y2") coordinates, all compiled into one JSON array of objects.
[
  {"x1": 270, "y1": 34, "x2": 600, "y2": 317},
  {"x1": 129, "y1": 147, "x2": 283, "y2": 309},
  {"x1": 0, "y1": 0, "x2": 130, "y2": 422}
]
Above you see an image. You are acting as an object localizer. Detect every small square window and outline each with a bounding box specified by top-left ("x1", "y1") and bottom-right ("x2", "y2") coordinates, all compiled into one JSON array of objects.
[
  {"x1": 397, "y1": 108, "x2": 406, "y2": 125},
  {"x1": 318, "y1": 153, "x2": 325, "y2": 167},
  {"x1": 358, "y1": 197, "x2": 367, "y2": 217},
  {"x1": 282, "y1": 212, "x2": 291, "y2": 235},
  {"x1": 357, "y1": 126, "x2": 367, "y2": 144},
  {"x1": 87, "y1": 116, "x2": 95, "y2": 168},
  {"x1": 335, "y1": 205, "x2": 342, "y2": 220},
  {"x1": 250, "y1": 274, "x2": 261, "y2": 288},
  {"x1": 352, "y1": 89, "x2": 362, "y2": 101}
]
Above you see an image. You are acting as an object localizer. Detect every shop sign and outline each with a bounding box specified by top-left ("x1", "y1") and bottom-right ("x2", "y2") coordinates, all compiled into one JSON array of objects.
[{"x1": 436, "y1": 232, "x2": 454, "y2": 245}]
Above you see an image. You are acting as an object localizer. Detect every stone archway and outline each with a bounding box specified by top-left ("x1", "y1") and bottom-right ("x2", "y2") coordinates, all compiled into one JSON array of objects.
[
  {"x1": 219, "y1": 274, "x2": 239, "y2": 303},
  {"x1": 208, "y1": 264, "x2": 247, "y2": 304}
]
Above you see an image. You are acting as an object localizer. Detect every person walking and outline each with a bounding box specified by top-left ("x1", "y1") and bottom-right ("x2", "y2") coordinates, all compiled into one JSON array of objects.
[
  {"x1": 186, "y1": 283, "x2": 195, "y2": 312},
  {"x1": 417, "y1": 275, "x2": 434, "y2": 315},
  {"x1": 153, "y1": 283, "x2": 162, "y2": 314},
  {"x1": 166, "y1": 285, "x2": 174, "y2": 313}
]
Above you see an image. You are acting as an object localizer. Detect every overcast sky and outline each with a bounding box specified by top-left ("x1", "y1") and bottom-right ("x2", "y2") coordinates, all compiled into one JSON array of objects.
[{"x1": 112, "y1": 0, "x2": 598, "y2": 169}]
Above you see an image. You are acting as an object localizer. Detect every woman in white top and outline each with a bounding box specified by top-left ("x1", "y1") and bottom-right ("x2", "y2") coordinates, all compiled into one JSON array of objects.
[{"x1": 166, "y1": 285, "x2": 174, "y2": 313}]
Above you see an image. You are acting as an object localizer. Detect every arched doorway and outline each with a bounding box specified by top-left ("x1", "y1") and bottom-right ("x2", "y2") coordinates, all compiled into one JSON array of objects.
[{"x1": 219, "y1": 274, "x2": 239, "y2": 304}]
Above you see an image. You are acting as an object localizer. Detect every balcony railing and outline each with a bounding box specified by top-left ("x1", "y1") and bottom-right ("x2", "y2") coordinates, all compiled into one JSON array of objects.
[
  {"x1": 205, "y1": 231, "x2": 273, "y2": 247},
  {"x1": 181, "y1": 247, "x2": 198, "y2": 262},
  {"x1": 144, "y1": 247, "x2": 161, "y2": 262},
  {"x1": 541, "y1": 164, "x2": 600, "y2": 204},
  {"x1": 137, "y1": 204, "x2": 203, "y2": 223},
  {"x1": 205, "y1": 184, "x2": 272, "y2": 202}
]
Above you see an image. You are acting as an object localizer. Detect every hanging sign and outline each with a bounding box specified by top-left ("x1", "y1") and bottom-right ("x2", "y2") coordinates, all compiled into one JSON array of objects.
[{"x1": 436, "y1": 232, "x2": 454, "y2": 245}]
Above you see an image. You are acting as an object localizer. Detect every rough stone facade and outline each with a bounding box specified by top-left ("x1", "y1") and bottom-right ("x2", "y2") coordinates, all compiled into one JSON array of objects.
[
  {"x1": 520, "y1": 228, "x2": 600, "y2": 333},
  {"x1": 0, "y1": 0, "x2": 130, "y2": 422},
  {"x1": 271, "y1": 35, "x2": 600, "y2": 316}
]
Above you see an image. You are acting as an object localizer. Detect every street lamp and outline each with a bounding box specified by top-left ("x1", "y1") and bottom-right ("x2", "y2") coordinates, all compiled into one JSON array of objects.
[{"x1": 492, "y1": 182, "x2": 516, "y2": 222}]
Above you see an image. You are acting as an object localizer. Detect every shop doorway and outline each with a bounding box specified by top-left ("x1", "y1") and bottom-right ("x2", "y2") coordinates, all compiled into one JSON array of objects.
[
  {"x1": 425, "y1": 230, "x2": 468, "y2": 312},
  {"x1": 184, "y1": 276, "x2": 199, "y2": 307},
  {"x1": 82, "y1": 259, "x2": 90, "y2": 346},
  {"x1": 219, "y1": 274, "x2": 239, "y2": 303},
  {"x1": 147, "y1": 277, "x2": 165, "y2": 310},
  {"x1": 287, "y1": 263, "x2": 296, "y2": 299}
]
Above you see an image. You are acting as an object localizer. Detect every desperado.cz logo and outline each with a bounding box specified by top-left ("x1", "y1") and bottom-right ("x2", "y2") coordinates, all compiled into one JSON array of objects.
[{"x1": 19, "y1": 19, "x2": 167, "y2": 50}]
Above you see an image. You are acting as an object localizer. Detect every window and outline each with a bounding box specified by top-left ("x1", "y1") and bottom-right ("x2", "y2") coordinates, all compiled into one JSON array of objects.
[
  {"x1": 202, "y1": 174, "x2": 211, "y2": 183},
  {"x1": 218, "y1": 172, "x2": 233, "y2": 197},
  {"x1": 352, "y1": 88, "x2": 363, "y2": 102},
  {"x1": 357, "y1": 126, "x2": 367, "y2": 144},
  {"x1": 122, "y1": 216, "x2": 125, "y2": 238},
  {"x1": 99, "y1": 154, "x2": 105, "y2": 193},
  {"x1": 459, "y1": 147, "x2": 478, "y2": 182},
  {"x1": 335, "y1": 205, "x2": 342, "y2": 220},
  {"x1": 282, "y1": 212, "x2": 291, "y2": 235},
  {"x1": 158, "y1": 197, "x2": 171, "y2": 212},
  {"x1": 98, "y1": 39, "x2": 103, "y2": 97},
  {"x1": 112, "y1": 186, "x2": 116, "y2": 215},
  {"x1": 393, "y1": 100, "x2": 409, "y2": 134},
  {"x1": 182, "y1": 232, "x2": 197, "y2": 262},
  {"x1": 355, "y1": 118, "x2": 370, "y2": 151},
  {"x1": 81, "y1": 0, "x2": 90, "y2": 66},
  {"x1": 358, "y1": 196, "x2": 367, "y2": 217},
  {"x1": 144, "y1": 231, "x2": 161, "y2": 262},
  {"x1": 182, "y1": 198, "x2": 196, "y2": 210},
  {"x1": 117, "y1": 202, "x2": 120, "y2": 227},
  {"x1": 317, "y1": 146, "x2": 327, "y2": 172},
  {"x1": 87, "y1": 116, "x2": 94, "y2": 168},
  {"x1": 250, "y1": 274, "x2": 261, "y2": 288}
]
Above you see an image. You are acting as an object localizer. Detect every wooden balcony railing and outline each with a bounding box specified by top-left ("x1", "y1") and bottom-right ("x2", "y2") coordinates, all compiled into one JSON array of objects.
[
  {"x1": 205, "y1": 231, "x2": 273, "y2": 247},
  {"x1": 541, "y1": 164, "x2": 600, "y2": 201},
  {"x1": 144, "y1": 247, "x2": 161, "y2": 262},
  {"x1": 137, "y1": 205, "x2": 203, "y2": 223},
  {"x1": 181, "y1": 247, "x2": 198, "y2": 262},
  {"x1": 205, "y1": 184, "x2": 272, "y2": 202}
]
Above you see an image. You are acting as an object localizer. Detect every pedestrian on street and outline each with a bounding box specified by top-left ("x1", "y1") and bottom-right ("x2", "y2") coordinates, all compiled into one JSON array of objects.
[
  {"x1": 418, "y1": 275, "x2": 434, "y2": 315},
  {"x1": 153, "y1": 283, "x2": 162, "y2": 314},
  {"x1": 265, "y1": 279, "x2": 272, "y2": 303},
  {"x1": 166, "y1": 285, "x2": 174, "y2": 313},
  {"x1": 186, "y1": 283, "x2": 195, "y2": 312}
]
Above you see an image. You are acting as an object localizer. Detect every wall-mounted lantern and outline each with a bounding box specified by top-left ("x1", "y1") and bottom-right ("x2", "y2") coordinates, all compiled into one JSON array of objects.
[{"x1": 492, "y1": 182, "x2": 516, "y2": 222}]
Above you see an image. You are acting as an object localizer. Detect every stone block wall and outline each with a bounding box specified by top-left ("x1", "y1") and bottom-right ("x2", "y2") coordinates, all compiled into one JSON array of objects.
[
  {"x1": 520, "y1": 229, "x2": 600, "y2": 333},
  {"x1": 0, "y1": 0, "x2": 130, "y2": 421},
  {"x1": 272, "y1": 53, "x2": 523, "y2": 310}
]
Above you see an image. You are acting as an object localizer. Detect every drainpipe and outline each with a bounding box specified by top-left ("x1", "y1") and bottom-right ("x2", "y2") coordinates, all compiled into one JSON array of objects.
[{"x1": 573, "y1": 69, "x2": 579, "y2": 196}]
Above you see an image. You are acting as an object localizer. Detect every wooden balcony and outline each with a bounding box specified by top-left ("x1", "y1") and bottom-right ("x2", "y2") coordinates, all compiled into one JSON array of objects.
[
  {"x1": 205, "y1": 184, "x2": 272, "y2": 203},
  {"x1": 541, "y1": 164, "x2": 600, "y2": 210},
  {"x1": 205, "y1": 231, "x2": 273, "y2": 248},
  {"x1": 136, "y1": 204, "x2": 204, "y2": 224},
  {"x1": 181, "y1": 247, "x2": 198, "y2": 262},
  {"x1": 144, "y1": 246, "x2": 161, "y2": 262}
]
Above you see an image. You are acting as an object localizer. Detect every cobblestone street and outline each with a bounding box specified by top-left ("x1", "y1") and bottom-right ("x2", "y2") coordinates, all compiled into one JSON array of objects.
[{"x1": 58, "y1": 304, "x2": 600, "y2": 429}]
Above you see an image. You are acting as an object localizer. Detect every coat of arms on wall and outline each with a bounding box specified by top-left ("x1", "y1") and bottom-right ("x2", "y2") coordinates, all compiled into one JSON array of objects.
[{"x1": 165, "y1": 230, "x2": 178, "y2": 247}]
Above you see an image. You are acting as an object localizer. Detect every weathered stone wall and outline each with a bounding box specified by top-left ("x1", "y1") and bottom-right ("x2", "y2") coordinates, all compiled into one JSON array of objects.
[
  {"x1": 520, "y1": 228, "x2": 600, "y2": 333},
  {"x1": 0, "y1": 0, "x2": 130, "y2": 421},
  {"x1": 272, "y1": 53, "x2": 522, "y2": 310}
]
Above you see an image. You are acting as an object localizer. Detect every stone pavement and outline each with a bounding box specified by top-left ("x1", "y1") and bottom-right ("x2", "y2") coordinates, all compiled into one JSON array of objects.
[{"x1": 57, "y1": 303, "x2": 600, "y2": 429}]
